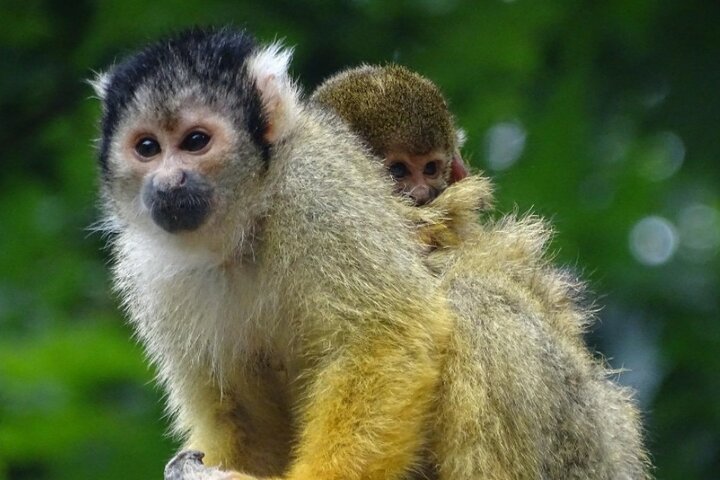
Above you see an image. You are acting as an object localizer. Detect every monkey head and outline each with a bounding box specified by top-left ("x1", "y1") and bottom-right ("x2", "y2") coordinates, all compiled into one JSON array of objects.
[
  {"x1": 91, "y1": 28, "x2": 299, "y2": 258},
  {"x1": 312, "y1": 65, "x2": 468, "y2": 205}
]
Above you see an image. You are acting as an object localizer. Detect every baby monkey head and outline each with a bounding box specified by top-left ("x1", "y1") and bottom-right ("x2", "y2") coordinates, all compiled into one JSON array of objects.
[
  {"x1": 313, "y1": 65, "x2": 467, "y2": 206},
  {"x1": 92, "y1": 28, "x2": 299, "y2": 244}
]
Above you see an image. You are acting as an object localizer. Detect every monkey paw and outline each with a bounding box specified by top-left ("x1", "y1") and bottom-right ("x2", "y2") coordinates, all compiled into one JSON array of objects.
[
  {"x1": 164, "y1": 450, "x2": 250, "y2": 480},
  {"x1": 164, "y1": 450, "x2": 206, "y2": 480}
]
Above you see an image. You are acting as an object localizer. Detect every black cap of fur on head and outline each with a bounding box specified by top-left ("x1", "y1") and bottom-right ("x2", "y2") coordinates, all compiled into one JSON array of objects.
[
  {"x1": 91, "y1": 27, "x2": 269, "y2": 178},
  {"x1": 312, "y1": 65, "x2": 456, "y2": 157}
]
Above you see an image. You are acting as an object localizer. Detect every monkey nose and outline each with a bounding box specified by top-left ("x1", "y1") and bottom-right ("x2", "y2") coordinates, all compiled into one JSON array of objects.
[
  {"x1": 142, "y1": 171, "x2": 213, "y2": 233},
  {"x1": 409, "y1": 185, "x2": 432, "y2": 206},
  {"x1": 153, "y1": 168, "x2": 187, "y2": 193}
]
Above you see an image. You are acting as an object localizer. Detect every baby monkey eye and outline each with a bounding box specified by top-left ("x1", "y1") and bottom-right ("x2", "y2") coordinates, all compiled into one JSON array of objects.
[
  {"x1": 180, "y1": 131, "x2": 211, "y2": 152},
  {"x1": 423, "y1": 161, "x2": 439, "y2": 177},
  {"x1": 135, "y1": 137, "x2": 161, "y2": 158},
  {"x1": 388, "y1": 162, "x2": 409, "y2": 180}
]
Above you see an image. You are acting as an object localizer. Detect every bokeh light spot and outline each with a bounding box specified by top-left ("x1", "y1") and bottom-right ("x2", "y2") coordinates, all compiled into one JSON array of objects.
[
  {"x1": 484, "y1": 121, "x2": 527, "y2": 171},
  {"x1": 629, "y1": 216, "x2": 678, "y2": 266},
  {"x1": 639, "y1": 131, "x2": 685, "y2": 182},
  {"x1": 678, "y1": 203, "x2": 720, "y2": 262}
]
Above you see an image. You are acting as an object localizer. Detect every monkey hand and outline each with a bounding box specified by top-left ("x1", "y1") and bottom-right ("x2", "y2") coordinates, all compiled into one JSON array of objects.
[
  {"x1": 413, "y1": 175, "x2": 494, "y2": 250},
  {"x1": 164, "y1": 451, "x2": 254, "y2": 480}
]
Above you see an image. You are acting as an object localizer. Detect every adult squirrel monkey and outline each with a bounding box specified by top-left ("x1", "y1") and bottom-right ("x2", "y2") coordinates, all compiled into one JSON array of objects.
[{"x1": 92, "y1": 27, "x2": 453, "y2": 480}]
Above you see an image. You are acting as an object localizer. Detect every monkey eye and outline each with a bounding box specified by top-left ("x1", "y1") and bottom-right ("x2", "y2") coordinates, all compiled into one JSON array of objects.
[
  {"x1": 180, "y1": 131, "x2": 211, "y2": 152},
  {"x1": 135, "y1": 137, "x2": 161, "y2": 158},
  {"x1": 423, "y1": 161, "x2": 439, "y2": 177},
  {"x1": 388, "y1": 162, "x2": 409, "y2": 180}
]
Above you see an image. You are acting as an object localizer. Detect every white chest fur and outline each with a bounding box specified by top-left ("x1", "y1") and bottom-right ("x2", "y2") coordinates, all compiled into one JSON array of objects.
[{"x1": 111, "y1": 228, "x2": 280, "y2": 388}]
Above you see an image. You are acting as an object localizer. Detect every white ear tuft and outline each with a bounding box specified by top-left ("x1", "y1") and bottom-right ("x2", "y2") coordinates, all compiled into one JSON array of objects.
[
  {"x1": 88, "y1": 70, "x2": 112, "y2": 100},
  {"x1": 455, "y1": 128, "x2": 467, "y2": 148},
  {"x1": 246, "y1": 43, "x2": 301, "y2": 143}
]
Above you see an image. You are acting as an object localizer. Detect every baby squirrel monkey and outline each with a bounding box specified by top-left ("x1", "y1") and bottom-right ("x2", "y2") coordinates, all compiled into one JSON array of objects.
[
  {"x1": 312, "y1": 65, "x2": 468, "y2": 205},
  {"x1": 92, "y1": 28, "x2": 650, "y2": 480},
  {"x1": 93, "y1": 28, "x2": 453, "y2": 480}
]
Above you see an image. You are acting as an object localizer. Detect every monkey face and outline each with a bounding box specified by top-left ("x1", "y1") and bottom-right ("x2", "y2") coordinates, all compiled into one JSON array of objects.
[
  {"x1": 105, "y1": 101, "x2": 266, "y2": 245},
  {"x1": 125, "y1": 119, "x2": 220, "y2": 233},
  {"x1": 94, "y1": 29, "x2": 300, "y2": 258},
  {"x1": 383, "y1": 149, "x2": 451, "y2": 206}
]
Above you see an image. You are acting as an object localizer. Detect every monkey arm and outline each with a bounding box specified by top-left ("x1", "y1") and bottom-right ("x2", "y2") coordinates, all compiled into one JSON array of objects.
[
  {"x1": 165, "y1": 321, "x2": 448, "y2": 480},
  {"x1": 285, "y1": 330, "x2": 446, "y2": 480},
  {"x1": 410, "y1": 175, "x2": 494, "y2": 252}
]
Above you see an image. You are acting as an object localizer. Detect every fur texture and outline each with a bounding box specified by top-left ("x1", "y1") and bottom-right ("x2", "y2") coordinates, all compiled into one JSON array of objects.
[{"x1": 415, "y1": 177, "x2": 652, "y2": 479}]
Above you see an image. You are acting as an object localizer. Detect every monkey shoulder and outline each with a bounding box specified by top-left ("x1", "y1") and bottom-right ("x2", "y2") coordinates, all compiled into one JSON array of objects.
[
  {"x1": 267, "y1": 107, "x2": 417, "y2": 242},
  {"x1": 252, "y1": 107, "x2": 441, "y2": 311}
]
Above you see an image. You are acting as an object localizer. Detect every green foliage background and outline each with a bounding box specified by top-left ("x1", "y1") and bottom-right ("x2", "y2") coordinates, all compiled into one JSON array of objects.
[{"x1": 0, "y1": 1, "x2": 718, "y2": 479}]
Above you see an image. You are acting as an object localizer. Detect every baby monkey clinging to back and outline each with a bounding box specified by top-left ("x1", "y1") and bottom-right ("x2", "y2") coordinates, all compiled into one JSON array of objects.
[{"x1": 312, "y1": 65, "x2": 468, "y2": 205}]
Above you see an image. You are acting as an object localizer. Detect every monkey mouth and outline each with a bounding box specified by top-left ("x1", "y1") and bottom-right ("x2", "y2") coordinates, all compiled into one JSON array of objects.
[
  {"x1": 151, "y1": 194, "x2": 210, "y2": 233},
  {"x1": 151, "y1": 193, "x2": 212, "y2": 233},
  {"x1": 404, "y1": 187, "x2": 440, "y2": 206},
  {"x1": 145, "y1": 187, "x2": 213, "y2": 233},
  {"x1": 142, "y1": 171, "x2": 215, "y2": 234}
]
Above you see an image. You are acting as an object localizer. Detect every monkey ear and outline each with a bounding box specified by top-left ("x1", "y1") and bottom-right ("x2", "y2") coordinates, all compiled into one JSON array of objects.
[
  {"x1": 455, "y1": 128, "x2": 467, "y2": 149},
  {"x1": 88, "y1": 71, "x2": 111, "y2": 100},
  {"x1": 88, "y1": 70, "x2": 112, "y2": 100},
  {"x1": 246, "y1": 43, "x2": 301, "y2": 144}
]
